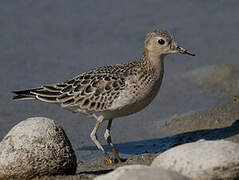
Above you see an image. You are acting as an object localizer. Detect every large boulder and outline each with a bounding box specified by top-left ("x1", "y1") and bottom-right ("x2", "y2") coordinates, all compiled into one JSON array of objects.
[
  {"x1": 94, "y1": 165, "x2": 188, "y2": 180},
  {"x1": 0, "y1": 117, "x2": 77, "y2": 180},
  {"x1": 151, "y1": 139, "x2": 239, "y2": 179}
]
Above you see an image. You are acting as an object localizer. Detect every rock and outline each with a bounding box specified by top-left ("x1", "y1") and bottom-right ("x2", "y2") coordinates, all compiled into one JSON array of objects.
[
  {"x1": 94, "y1": 165, "x2": 188, "y2": 180},
  {"x1": 151, "y1": 139, "x2": 239, "y2": 180},
  {"x1": 0, "y1": 117, "x2": 77, "y2": 180}
]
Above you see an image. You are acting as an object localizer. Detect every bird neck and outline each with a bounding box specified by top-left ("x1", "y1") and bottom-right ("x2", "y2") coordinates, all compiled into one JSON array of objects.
[{"x1": 141, "y1": 51, "x2": 165, "y2": 75}]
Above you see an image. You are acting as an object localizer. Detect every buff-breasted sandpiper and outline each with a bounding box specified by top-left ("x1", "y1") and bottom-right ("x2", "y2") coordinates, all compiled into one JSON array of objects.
[{"x1": 13, "y1": 30, "x2": 195, "y2": 164}]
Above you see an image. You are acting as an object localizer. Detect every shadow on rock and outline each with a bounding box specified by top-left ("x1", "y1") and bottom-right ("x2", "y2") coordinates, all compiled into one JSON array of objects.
[
  {"x1": 79, "y1": 169, "x2": 113, "y2": 176},
  {"x1": 78, "y1": 120, "x2": 239, "y2": 155}
]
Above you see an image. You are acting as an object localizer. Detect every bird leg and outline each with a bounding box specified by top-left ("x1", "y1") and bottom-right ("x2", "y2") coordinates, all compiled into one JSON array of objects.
[
  {"x1": 90, "y1": 115, "x2": 113, "y2": 164},
  {"x1": 104, "y1": 119, "x2": 122, "y2": 163}
]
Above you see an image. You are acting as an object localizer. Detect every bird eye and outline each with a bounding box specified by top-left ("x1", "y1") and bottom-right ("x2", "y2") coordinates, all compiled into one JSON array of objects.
[{"x1": 158, "y1": 39, "x2": 165, "y2": 45}]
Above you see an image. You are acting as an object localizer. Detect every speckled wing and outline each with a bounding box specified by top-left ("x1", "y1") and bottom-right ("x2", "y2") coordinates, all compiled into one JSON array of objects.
[
  {"x1": 59, "y1": 71, "x2": 126, "y2": 111},
  {"x1": 13, "y1": 67, "x2": 127, "y2": 112}
]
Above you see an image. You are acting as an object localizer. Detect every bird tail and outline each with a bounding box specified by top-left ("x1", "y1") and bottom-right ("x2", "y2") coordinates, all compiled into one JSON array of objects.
[
  {"x1": 12, "y1": 86, "x2": 63, "y2": 103},
  {"x1": 12, "y1": 82, "x2": 76, "y2": 106},
  {"x1": 12, "y1": 89, "x2": 39, "y2": 100}
]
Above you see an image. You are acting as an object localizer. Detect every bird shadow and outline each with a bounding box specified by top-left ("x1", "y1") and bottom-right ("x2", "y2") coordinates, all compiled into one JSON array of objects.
[{"x1": 78, "y1": 119, "x2": 239, "y2": 155}]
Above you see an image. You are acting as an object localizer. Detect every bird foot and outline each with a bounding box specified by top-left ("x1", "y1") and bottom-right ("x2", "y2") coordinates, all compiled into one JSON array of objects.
[{"x1": 105, "y1": 157, "x2": 114, "y2": 165}]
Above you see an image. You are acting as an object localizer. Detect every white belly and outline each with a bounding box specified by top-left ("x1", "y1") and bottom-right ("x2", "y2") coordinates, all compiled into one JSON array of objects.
[{"x1": 101, "y1": 76, "x2": 163, "y2": 120}]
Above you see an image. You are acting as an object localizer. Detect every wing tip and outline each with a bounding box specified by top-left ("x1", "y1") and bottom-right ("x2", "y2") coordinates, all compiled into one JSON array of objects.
[
  {"x1": 12, "y1": 95, "x2": 34, "y2": 100},
  {"x1": 12, "y1": 89, "x2": 35, "y2": 100}
]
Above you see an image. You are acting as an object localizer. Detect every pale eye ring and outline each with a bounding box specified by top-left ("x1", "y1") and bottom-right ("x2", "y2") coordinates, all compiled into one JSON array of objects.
[{"x1": 158, "y1": 39, "x2": 165, "y2": 45}]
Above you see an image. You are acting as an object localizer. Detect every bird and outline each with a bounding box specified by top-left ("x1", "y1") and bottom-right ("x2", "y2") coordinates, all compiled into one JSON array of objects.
[{"x1": 13, "y1": 30, "x2": 195, "y2": 164}]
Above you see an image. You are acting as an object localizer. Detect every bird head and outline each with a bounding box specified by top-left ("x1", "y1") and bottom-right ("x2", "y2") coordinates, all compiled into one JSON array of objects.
[{"x1": 144, "y1": 30, "x2": 195, "y2": 58}]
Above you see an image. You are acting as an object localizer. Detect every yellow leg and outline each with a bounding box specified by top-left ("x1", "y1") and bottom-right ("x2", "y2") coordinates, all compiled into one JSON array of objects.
[
  {"x1": 104, "y1": 119, "x2": 122, "y2": 163},
  {"x1": 90, "y1": 116, "x2": 113, "y2": 164}
]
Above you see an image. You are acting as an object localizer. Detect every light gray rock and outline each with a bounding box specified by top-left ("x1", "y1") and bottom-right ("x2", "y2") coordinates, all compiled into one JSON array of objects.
[
  {"x1": 151, "y1": 139, "x2": 239, "y2": 180},
  {"x1": 0, "y1": 117, "x2": 77, "y2": 180},
  {"x1": 94, "y1": 165, "x2": 188, "y2": 180}
]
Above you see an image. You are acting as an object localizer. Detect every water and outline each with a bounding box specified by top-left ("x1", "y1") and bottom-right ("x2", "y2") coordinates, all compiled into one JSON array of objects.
[{"x1": 0, "y1": 0, "x2": 239, "y2": 162}]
